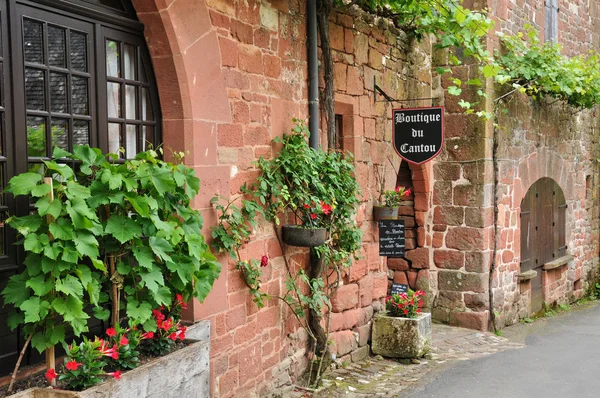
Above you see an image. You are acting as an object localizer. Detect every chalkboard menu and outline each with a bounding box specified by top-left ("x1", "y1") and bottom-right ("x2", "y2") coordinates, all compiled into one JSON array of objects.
[
  {"x1": 378, "y1": 219, "x2": 405, "y2": 257},
  {"x1": 391, "y1": 283, "x2": 408, "y2": 295}
]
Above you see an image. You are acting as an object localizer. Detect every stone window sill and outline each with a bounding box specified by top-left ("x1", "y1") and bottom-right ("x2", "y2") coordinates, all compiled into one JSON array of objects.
[
  {"x1": 543, "y1": 255, "x2": 573, "y2": 270},
  {"x1": 517, "y1": 270, "x2": 537, "y2": 281}
]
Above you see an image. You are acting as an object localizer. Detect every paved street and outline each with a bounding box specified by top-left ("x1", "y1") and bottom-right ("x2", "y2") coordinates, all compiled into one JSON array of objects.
[
  {"x1": 306, "y1": 300, "x2": 600, "y2": 398},
  {"x1": 407, "y1": 301, "x2": 600, "y2": 398}
]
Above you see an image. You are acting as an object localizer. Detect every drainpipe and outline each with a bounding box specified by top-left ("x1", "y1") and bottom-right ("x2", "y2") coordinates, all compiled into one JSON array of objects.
[{"x1": 307, "y1": 0, "x2": 319, "y2": 149}]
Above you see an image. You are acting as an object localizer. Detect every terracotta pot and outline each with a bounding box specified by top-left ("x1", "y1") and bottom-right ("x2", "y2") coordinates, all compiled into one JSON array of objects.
[
  {"x1": 373, "y1": 206, "x2": 398, "y2": 221},
  {"x1": 281, "y1": 225, "x2": 327, "y2": 247}
]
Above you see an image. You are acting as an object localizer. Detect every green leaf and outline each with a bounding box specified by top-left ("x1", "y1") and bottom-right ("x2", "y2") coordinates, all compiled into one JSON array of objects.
[
  {"x1": 66, "y1": 198, "x2": 95, "y2": 229},
  {"x1": 21, "y1": 297, "x2": 41, "y2": 323},
  {"x1": 75, "y1": 265, "x2": 93, "y2": 288},
  {"x1": 65, "y1": 181, "x2": 91, "y2": 199},
  {"x1": 36, "y1": 197, "x2": 62, "y2": 219},
  {"x1": 49, "y1": 218, "x2": 75, "y2": 240},
  {"x1": 44, "y1": 160, "x2": 75, "y2": 180},
  {"x1": 185, "y1": 234, "x2": 206, "y2": 260},
  {"x1": 140, "y1": 266, "x2": 165, "y2": 293},
  {"x1": 52, "y1": 297, "x2": 68, "y2": 315},
  {"x1": 5, "y1": 173, "x2": 42, "y2": 196},
  {"x1": 74, "y1": 231, "x2": 99, "y2": 259},
  {"x1": 142, "y1": 166, "x2": 176, "y2": 195},
  {"x1": 47, "y1": 325, "x2": 66, "y2": 345},
  {"x1": 55, "y1": 275, "x2": 84, "y2": 298},
  {"x1": 31, "y1": 332, "x2": 48, "y2": 353},
  {"x1": 86, "y1": 278, "x2": 101, "y2": 305},
  {"x1": 61, "y1": 243, "x2": 80, "y2": 263},
  {"x1": 2, "y1": 274, "x2": 31, "y2": 306},
  {"x1": 30, "y1": 183, "x2": 51, "y2": 197},
  {"x1": 125, "y1": 192, "x2": 150, "y2": 217},
  {"x1": 132, "y1": 245, "x2": 155, "y2": 269},
  {"x1": 126, "y1": 299, "x2": 153, "y2": 324},
  {"x1": 153, "y1": 286, "x2": 171, "y2": 306},
  {"x1": 90, "y1": 258, "x2": 107, "y2": 272},
  {"x1": 25, "y1": 274, "x2": 53, "y2": 296},
  {"x1": 105, "y1": 215, "x2": 142, "y2": 244},
  {"x1": 7, "y1": 215, "x2": 43, "y2": 235},
  {"x1": 7, "y1": 312, "x2": 24, "y2": 331},
  {"x1": 149, "y1": 237, "x2": 172, "y2": 262},
  {"x1": 448, "y1": 86, "x2": 462, "y2": 96},
  {"x1": 73, "y1": 145, "x2": 104, "y2": 175},
  {"x1": 93, "y1": 306, "x2": 110, "y2": 321},
  {"x1": 24, "y1": 233, "x2": 49, "y2": 254},
  {"x1": 43, "y1": 243, "x2": 62, "y2": 260}
]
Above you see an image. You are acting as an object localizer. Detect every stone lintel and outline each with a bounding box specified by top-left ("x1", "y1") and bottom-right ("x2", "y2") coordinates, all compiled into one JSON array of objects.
[{"x1": 542, "y1": 255, "x2": 573, "y2": 271}]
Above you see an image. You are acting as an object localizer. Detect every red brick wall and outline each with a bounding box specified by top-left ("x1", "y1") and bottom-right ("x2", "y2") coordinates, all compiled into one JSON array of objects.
[{"x1": 133, "y1": 1, "x2": 434, "y2": 397}]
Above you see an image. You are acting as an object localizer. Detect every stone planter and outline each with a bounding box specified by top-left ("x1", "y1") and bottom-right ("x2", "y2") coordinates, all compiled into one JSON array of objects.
[
  {"x1": 10, "y1": 321, "x2": 210, "y2": 398},
  {"x1": 371, "y1": 313, "x2": 431, "y2": 359},
  {"x1": 373, "y1": 206, "x2": 398, "y2": 221},
  {"x1": 281, "y1": 225, "x2": 327, "y2": 247}
]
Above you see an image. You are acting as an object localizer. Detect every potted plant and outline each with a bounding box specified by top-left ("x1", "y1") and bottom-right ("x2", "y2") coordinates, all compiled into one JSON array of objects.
[
  {"x1": 371, "y1": 290, "x2": 431, "y2": 359},
  {"x1": 281, "y1": 201, "x2": 331, "y2": 247},
  {"x1": 373, "y1": 186, "x2": 412, "y2": 221}
]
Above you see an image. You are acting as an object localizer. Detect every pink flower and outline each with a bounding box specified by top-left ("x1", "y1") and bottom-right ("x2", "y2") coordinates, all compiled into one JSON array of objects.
[
  {"x1": 260, "y1": 255, "x2": 269, "y2": 267},
  {"x1": 65, "y1": 361, "x2": 82, "y2": 371},
  {"x1": 108, "y1": 370, "x2": 122, "y2": 380},
  {"x1": 119, "y1": 335, "x2": 129, "y2": 346},
  {"x1": 106, "y1": 328, "x2": 117, "y2": 337},
  {"x1": 45, "y1": 368, "x2": 57, "y2": 382},
  {"x1": 310, "y1": 213, "x2": 317, "y2": 220},
  {"x1": 404, "y1": 188, "x2": 412, "y2": 196}
]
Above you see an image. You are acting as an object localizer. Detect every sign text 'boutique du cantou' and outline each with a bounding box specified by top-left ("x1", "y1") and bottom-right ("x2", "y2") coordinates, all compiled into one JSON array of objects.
[{"x1": 393, "y1": 107, "x2": 444, "y2": 165}]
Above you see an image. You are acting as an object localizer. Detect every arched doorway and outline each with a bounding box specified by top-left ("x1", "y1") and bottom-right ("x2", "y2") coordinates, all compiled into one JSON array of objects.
[
  {"x1": 0, "y1": 0, "x2": 161, "y2": 375},
  {"x1": 520, "y1": 177, "x2": 566, "y2": 313}
]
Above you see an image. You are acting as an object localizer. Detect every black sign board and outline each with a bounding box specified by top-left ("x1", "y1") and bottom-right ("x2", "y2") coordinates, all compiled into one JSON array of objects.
[
  {"x1": 391, "y1": 283, "x2": 409, "y2": 295},
  {"x1": 378, "y1": 219, "x2": 405, "y2": 257},
  {"x1": 393, "y1": 106, "x2": 444, "y2": 165}
]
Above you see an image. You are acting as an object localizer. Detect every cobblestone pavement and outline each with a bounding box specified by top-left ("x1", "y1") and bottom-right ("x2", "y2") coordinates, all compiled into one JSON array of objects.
[{"x1": 293, "y1": 323, "x2": 524, "y2": 397}]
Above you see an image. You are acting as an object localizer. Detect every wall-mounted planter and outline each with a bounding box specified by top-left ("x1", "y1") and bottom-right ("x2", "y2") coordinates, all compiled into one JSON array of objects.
[
  {"x1": 373, "y1": 206, "x2": 398, "y2": 221},
  {"x1": 371, "y1": 312, "x2": 431, "y2": 359},
  {"x1": 281, "y1": 225, "x2": 326, "y2": 247},
  {"x1": 10, "y1": 321, "x2": 210, "y2": 398}
]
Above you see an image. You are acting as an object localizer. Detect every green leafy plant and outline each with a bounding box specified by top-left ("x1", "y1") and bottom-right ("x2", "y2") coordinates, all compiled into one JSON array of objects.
[
  {"x1": 103, "y1": 324, "x2": 141, "y2": 371},
  {"x1": 381, "y1": 186, "x2": 411, "y2": 207},
  {"x1": 1, "y1": 145, "x2": 221, "y2": 391},
  {"x1": 140, "y1": 302, "x2": 187, "y2": 356},
  {"x1": 56, "y1": 337, "x2": 108, "y2": 391},
  {"x1": 385, "y1": 290, "x2": 425, "y2": 318}
]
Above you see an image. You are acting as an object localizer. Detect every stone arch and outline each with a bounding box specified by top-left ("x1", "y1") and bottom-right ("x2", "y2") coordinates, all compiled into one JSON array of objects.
[{"x1": 131, "y1": 0, "x2": 231, "y2": 161}]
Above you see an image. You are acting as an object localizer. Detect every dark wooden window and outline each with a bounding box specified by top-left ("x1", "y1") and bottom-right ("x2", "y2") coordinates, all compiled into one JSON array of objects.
[
  {"x1": 334, "y1": 114, "x2": 343, "y2": 150},
  {"x1": 520, "y1": 177, "x2": 566, "y2": 313},
  {"x1": 0, "y1": 0, "x2": 160, "y2": 376}
]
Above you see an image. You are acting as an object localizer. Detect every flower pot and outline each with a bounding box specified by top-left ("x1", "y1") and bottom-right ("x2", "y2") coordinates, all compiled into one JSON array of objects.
[
  {"x1": 11, "y1": 321, "x2": 211, "y2": 398},
  {"x1": 371, "y1": 312, "x2": 432, "y2": 359},
  {"x1": 281, "y1": 225, "x2": 327, "y2": 247},
  {"x1": 373, "y1": 206, "x2": 398, "y2": 221}
]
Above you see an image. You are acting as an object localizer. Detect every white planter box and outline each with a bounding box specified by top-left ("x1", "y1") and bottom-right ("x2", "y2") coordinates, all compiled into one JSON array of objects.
[
  {"x1": 371, "y1": 313, "x2": 432, "y2": 358},
  {"x1": 10, "y1": 321, "x2": 210, "y2": 398}
]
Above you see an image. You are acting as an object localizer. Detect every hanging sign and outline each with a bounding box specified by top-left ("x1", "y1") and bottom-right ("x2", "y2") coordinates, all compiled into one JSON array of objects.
[
  {"x1": 378, "y1": 220, "x2": 405, "y2": 257},
  {"x1": 393, "y1": 106, "x2": 444, "y2": 165}
]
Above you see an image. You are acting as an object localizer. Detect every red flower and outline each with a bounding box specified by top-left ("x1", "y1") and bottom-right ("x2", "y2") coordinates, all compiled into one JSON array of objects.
[
  {"x1": 106, "y1": 328, "x2": 117, "y2": 337},
  {"x1": 175, "y1": 293, "x2": 184, "y2": 302},
  {"x1": 260, "y1": 255, "x2": 269, "y2": 267},
  {"x1": 45, "y1": 368, "x2": 57, "y2": 382},
  {"x1": 303, "y1": 204, "x2": 310, "y2": 209},
  {"x1": 395, "y1": 186, "x2": 402, "y2": 193},
  {"x1": 65, "y1": 361, "x2": 82, "y2": 371},
  {"x1": 404, "y1": 188, "x2": 412, "y2": 196},
  {"x1": 111, "y1": 347, "x2": 119, "y2": 360},
  {"x1": 168, "y1": 332, "x2": 178, "y2": 341},
  {"x1": 320, "y1": 202, "x2": 332, "y2": 215},
  {"x1": 119, "y1": 335, "x2": 129, "y2": 346},
  {"x1": 161, "y1": 318, "x2": 173, "y2": 331},
  {"x1": 108, "y1": 370, "x2": 122, "y2": 380},
  {"x1": 152, "y1": 309, "x2": 165, "y2": 322},
  {"x1": 403, "y1": 309, "x2": 409, "y2": 315},
  {"x1": 310, "y1": 213, "x2": 317, "y2": 220},
  {"x1": 141, "y1": 331, "x2": 155, "y2": 340}
]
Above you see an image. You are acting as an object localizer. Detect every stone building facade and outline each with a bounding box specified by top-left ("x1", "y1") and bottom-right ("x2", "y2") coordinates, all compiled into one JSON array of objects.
[{"x1": 129, "y1": 0, "x2": 600, "y2": 396}]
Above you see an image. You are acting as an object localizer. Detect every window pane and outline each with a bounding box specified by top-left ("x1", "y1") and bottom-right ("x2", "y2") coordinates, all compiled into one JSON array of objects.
[
  {"x1": 126, "y1": 125, "x2": 136, "y2": 158},
  {"x1": 124, "y1": 44, "x2": 136, "y2": 80},
  {"x1": 51, "y1": 119, "x2": 68, "y2": 151},
  {"x1": 142, "y1": 126, "x2": 153, "y2": 151},
  {"x1": 125, "y1": 85, "x2": 136, "y2": 119},
  {"x1": 73, "y1": 120, "x2": 89, "y2": 147},
  {"x1": 108, "y1": 123, "x2": 121, "y2": 155},
  {"x1": 48, "y1": 26, "x2": 66, "y2": 68},
  {"x1": 25, "y1": 68, "x2": 45, "y2": 111},
  {"x1": 23, "y1": 19, "x2": 44, "y2": 64},
  {"x1": 72, "y1": 76, "x2": 89, "y2": 115},
  {"x1": 70, "y1": 32, "x2": 88, "y2": 72},
  {"x1": 50, "y1": 72, "x2": 67, "y2": 113},
  {"x1": 107, "y1": 82, "x2": 121, "y2": 118},
  {"x1": 106, "y1": 40, "x2": 120, "y2": 77},
  {"x1": 27, "y1": 117, "x2": 46, "y2": 157},
  {"x1": 141, "y1": 88, "x2": 153, "y2": 121}
]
